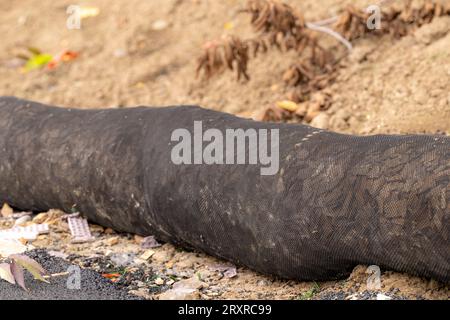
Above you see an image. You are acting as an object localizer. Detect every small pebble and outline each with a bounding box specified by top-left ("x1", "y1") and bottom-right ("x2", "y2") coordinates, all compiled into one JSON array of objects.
[
  {"x1": 14, "y1": 215, "x2": 31, "y2": 226},
  {"x1": 152, "y1": 19, "x2": 169, "y2": 31}
]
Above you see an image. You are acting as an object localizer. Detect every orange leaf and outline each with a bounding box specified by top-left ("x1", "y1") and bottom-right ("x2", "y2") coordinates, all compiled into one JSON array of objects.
[
  {"x1": 61, "y1": 51, "x2": 79, "y2": 62},
  {"x1": 101, "y1": 273, "x2": 121, "y2": 279}
]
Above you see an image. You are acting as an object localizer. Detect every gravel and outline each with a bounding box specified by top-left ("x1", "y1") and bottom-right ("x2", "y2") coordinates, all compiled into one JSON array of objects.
[{"x1": 0, "y1": 249, "x2": 142, "y2": 300}]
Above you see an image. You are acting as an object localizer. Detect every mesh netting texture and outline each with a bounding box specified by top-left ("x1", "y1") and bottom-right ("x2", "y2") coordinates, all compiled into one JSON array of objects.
[{"x1": 0, "y1": 96, "x2": 448, "y2": 282}]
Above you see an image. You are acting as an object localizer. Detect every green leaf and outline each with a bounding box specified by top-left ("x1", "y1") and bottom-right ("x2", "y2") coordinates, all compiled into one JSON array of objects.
[{"x1": 24, "y1": 53, "x2": 53, "y2": 71}]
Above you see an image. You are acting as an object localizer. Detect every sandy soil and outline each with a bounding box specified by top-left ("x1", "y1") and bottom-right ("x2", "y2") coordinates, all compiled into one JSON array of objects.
[{"x1": 0, "y1": 0, "x2": 449, "y2": 300}]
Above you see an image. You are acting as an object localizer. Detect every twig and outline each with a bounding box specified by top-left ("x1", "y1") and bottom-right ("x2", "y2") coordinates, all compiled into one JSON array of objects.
[
  {"x1": 310, "y1": 16, "x2": 339, "y2": 27},
  {"x1": 43, "y1": 271, "x2": 70, "y2": 279},
  {"x1": 305, "y1": 22, "x2": 353, "y2": 51}
]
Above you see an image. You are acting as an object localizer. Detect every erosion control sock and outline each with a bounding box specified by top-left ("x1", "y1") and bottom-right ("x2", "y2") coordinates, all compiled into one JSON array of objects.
[{"x1": 0, "y1": 96, "x2": 448, "y2": 282}]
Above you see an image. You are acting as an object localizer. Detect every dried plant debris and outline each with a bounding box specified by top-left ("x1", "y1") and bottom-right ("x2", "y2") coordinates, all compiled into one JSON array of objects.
[
  {"x1": 197, "y1": 0, "x2": 336, "y2": 83},
  {"x1": 245, "y1": 0, "x2": 341, "y2": 56},
  {"x1": 254, "y1": 104, "x2": 293, "y2": 122},
  {"x1": 197, "y1": 0, "x2": 450, "y2": 77},
  {"x1": 196, "y1": 36, "x2": 250, "y2": 80},
  {"x1": 246, "y1": 0, "x2": 305, "y2": 33},
  {"x1": 335, "y1": 0, "x2": 450, "y2": 40},
  {"x1": 283, "y1": 61, "x2": 336, "y2": 96},
  {"x1": 196, "y1": 0, "x2": 450, "y2": 122}
]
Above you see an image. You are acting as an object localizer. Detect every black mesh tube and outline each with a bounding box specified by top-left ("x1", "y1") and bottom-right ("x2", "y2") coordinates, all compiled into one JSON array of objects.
[{"x1": 0, "y1": 96, "x2": 448, "y2": 282}]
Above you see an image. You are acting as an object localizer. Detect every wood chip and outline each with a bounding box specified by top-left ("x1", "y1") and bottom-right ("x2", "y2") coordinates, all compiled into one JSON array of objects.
[{"x1": 140, "y1": 249, "x2": 155, "y2": 260}]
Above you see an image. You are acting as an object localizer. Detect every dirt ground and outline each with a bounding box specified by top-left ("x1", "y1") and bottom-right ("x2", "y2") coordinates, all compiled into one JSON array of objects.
[{"x1": 0, "y1": 0, "x2": 449, "y2": 300}]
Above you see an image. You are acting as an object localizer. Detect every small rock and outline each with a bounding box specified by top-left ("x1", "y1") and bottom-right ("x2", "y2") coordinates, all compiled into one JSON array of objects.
[
  {"x1": 176, "y1": 260, "x2": 194, "y2": 269},
  {"x1": 165, "y1": 268, "x2": 177, "y2": 276},
  {"x1": 310, "y1": 113, "x2": 330, "y2": 129},
  {"x1": 141, "y1": 235, "x2": 162, "y2": 249},
  {"x1": 1, "y1": 203, "x2": 13, "y2": 217},
  {"x1": 110, "y1": 253, "x2": 136, "y2": 267},
  {"x1": 113, "y1": 48, "x2": 127, "y2": 58},
  {"x1": 257, "y1": 280, "x2": 269, "y2": 287},
  {"x1": 345, "y1": 293, "x2": 359, "y2": 300},
  {"x1": 11, "y1": 211, "x2": 32, "y2": 219},
  {"x1": 129, "y1": 288, "x2": 153, "y2": 299},
  {"x1": 105, "y1": 236, "x2": 119, "y2": 246},
  {"x1": 376, "y1": 293, "x2": 392, "y2": 300},
  {"x1": 134, "y1": 235, "x2": 144, "y2": 244},
  {"x1": 14, "y1": 215, "x2": 31, "y2": 226},
  {"x1": 304, "y1": 102, "x2": 321, "y2": 122},
  {"x1": 224, "y1": 267, "x2": 237, "y2": 278},
  {"x1": 209, "y1": 264, "x2": 237, "y2": 278},
  {"x1": 166, "y1": 279, "x2": 175, "y2": 286},
  {"x1": 17, "y1": 15, "x2": 28, "y2": 26},
  {"x1": 154, "y1": 278, "x2": 164, "y2": 285},
  {"x1": 151, "y1": 19, "x2": 169, "y2": 31},
  {"x1": 173, "y1": 277, "x2": 205, "y2": 290},
  {"x1": 195, "y1": 268, "x2": 213, "y2": 279},
  {"x1": 294, "y1": 103, "x2": 307, "y2": 117},
  {"x1": 159, "y1": 277, "x2": 204, "y2": 300},
  {"x1": 89, "y1": 224, "x2": 104, "y2": 233},
  {"x1": 48, "y1": 250, "x2": 69, "y2": 259},
  {"x1": 159, "y1": 287, "x2": 200, "y2": 300},
  {"x1": 104, "y1": 228, "x2": 115, "y2": 234},
  {"x1": 151, "y1": 250, "x2": 172, "y2": 263}
]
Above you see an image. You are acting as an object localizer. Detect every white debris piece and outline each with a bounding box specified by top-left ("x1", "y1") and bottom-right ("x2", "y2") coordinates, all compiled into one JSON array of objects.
[
  {"x1": 14, "y1": 215, "x2": 32, "y2": 226},
  {"x1": 0, "y1": 223, "x2": 49, "y2": 241},
  {"x1": 67, "y1": 216, "x2": 95, "y2": 243},
  {"x1": 376, "y1": 293, "x2": 392, "y2": 300},
  {"x1": 0, "y1": 239, "x2": 28, "y2": 257}
]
